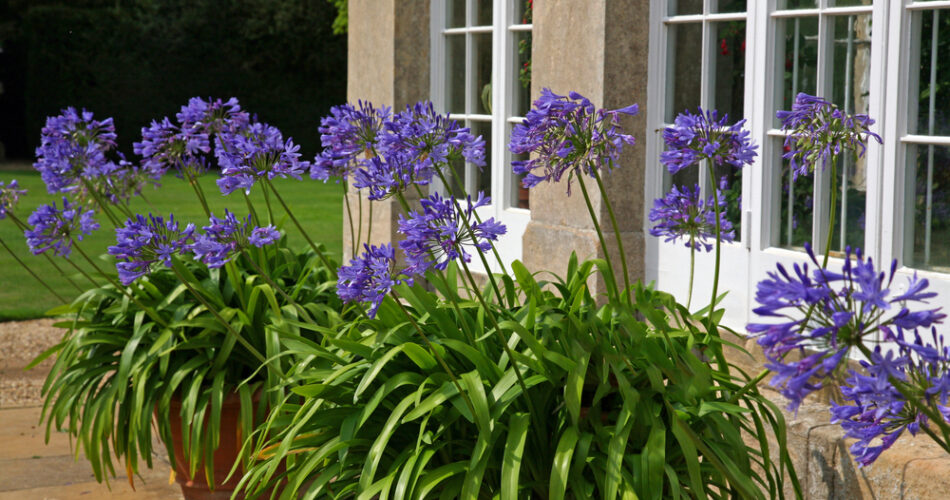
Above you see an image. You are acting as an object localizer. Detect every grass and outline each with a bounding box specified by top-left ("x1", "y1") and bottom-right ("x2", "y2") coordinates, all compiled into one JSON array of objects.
[{"x1": 0, "y1": 168, "x2": 343, "y2": 320}]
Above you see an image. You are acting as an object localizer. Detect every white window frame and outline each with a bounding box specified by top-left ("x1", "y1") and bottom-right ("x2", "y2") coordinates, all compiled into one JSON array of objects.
[{"x1": 430, "y1": 0, "x2": 532, "y2": 273}]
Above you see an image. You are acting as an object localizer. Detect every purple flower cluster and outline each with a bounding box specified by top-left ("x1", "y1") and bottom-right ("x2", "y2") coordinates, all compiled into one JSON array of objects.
[
  {"x1": 311, "y1": 101, "x2": 391, "y2": 181},
  {"x1": 190, "y1": 210, "x2": 281, "y2": 268},
  {"x1": 660, "y1": 108, "x2": 757, "y2": 175},
  {"x1": 777, "y1": 93, "x2": 882, "y2": 177},
  {"x1": 508, "y1": 89, "x2": 638, "y2": 193},
  {"x1": 398, "y1": 192, "x2": 506, "y2": 275},
  {"x1": 648, "y1": 184, "x2": 734, "y2": 252},
  {"x1": 177, "y1": 97, "x2": 251, "y2": 137},
  {"x1": 108, "y1": 214, "x2": 196, "y2": 285},
  {"x1": 336, "y1": 243, "x2": 409, "y2": 318},
  {"x1": 747, "y1": 243, "x2": 945, "y2": 412},
  {"x1": 24, "y1": 198, "x2": 99, "y2": 257},
  {"x1": 831, "y1": 328, "x2": 950, "y2": 466},
  {"x1": 215, "y1": 122, "x2": 309, "y2": 195},
  {"x1": 350, "y1": 102, "x2": 486, "y2": 200},
  {"x1": 34, "y1": 108, "x2": 118, "y2": 194},
  {"x1": 0, "y1": 180, "x2": 26, "y2": 220}
]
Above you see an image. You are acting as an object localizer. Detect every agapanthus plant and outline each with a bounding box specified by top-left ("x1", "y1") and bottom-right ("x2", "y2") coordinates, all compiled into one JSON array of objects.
[
  {"x1": 190, "y1": 210, "x2": 281, "y2": 268},
  {"x1": 108, "y1": 214, "x2": 196, "y2": 284},
  {"x1": 0, "y1": 180, "x2": 26, "y2": 220},
  {"x1": 336, "y1": 243, "x2": 409, "y2": 318},
  {"x1": 747, "y1": 243, "x2": 945, "y2": 412},
  {"x1": 24, "y1": 198, "x2": 99, "y2": 257},
  {"x1": 215, "y1": 121, "x2": 309, "y2": 195},
  {"x1": 509, "y1": 88, "x2": 638, "y2": 193},
  {"x1": 649, "y1": 184, "x2": 735, "y2": 252},
  {"x1": 660, "y1": 107, "x2": 757, "y2": 175},
  {"x1": 311, "y1": 101, "x2": 391, "y2": 181},
  {"x1": 397, "y1": 192, "x2": 506, "y2": 275},
  {"x1": 777, "y1": 93, "x2": 881, "y2": 177}
]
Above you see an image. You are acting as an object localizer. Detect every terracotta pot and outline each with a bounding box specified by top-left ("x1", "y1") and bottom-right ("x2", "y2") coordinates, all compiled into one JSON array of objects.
[{"x1": 166, "y1": 392, "x2": 247, "y2": 500}]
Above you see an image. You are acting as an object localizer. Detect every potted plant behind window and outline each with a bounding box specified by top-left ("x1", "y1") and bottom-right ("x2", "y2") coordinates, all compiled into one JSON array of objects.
[{"x1": 16, "y1": 98, "x2": 345, "y2": 499}]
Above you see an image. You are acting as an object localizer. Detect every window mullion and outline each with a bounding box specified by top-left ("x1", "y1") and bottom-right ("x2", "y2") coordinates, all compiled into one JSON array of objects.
[{"x1": 699, "y1": 17, "x2": 712, "y2": 198}]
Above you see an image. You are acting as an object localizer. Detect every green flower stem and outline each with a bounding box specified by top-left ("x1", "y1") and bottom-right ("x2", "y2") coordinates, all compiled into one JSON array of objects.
[
  {"x1": 590, "y1": 164, "x2": 632, "y2": 301},
  {"x1": 168, "y1": 265, "x2": 268, "y2": 366},
  {"x1": 243, "y1": 192, "x2": 261, "y2": 227},
  {"x1": 62, "y1": 256, "x2": 102, "y2": 288},
  {"x1": 366, "y1": 197, "x2": 374, "y2": 248},
  {"x1": 822, "y1": 156, "x2": 839, "y2": 268},
  {"x1": 263, "y1": 178, "x2": 333, "y2": 271},
  {"x1": 184, "y1": 171, "x2": 212, "y2": 218},
  {"x1": 390, "y1": 290, "x2": 478, "y2": 420},
  {"x1": 0, "y1": 236, "x2": 67, "y2": 303},
  {"x1": 342, "y1": 182, "x2": 356, "y2": 253},
  {"x1": 261, "y1": 181, "x2": 276, "y2": 225},
  {"x1": 687, "y1": 245, "x2": 696, "y2": 311},
  {"x1": 241, "y1": 250, "x2": 318, "y2": 325},
  {"x1": 6, "y1": 213, "x2": 84, "y2": 293},
  {"x1": 440, "y1": 161, "x2": 509, "y2": 275},
  {"x1": 576, "y1": 174, "x2": 622, "y2": 303},
  {"x1": 357, "y1": 188, "x2": 364, "y2": 250},
  {"x1": 79, "y1": 177, "x2": 121, "y2": 228},
  {"x1": 706, "y1": 163, "x2": 723, "y2": 332}
]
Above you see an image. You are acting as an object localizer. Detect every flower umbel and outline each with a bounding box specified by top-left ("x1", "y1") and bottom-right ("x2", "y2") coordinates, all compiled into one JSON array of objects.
[
  {"x1": 189, "y1": 210, "x2": 281, "y2": 268},
  {"x1": 34, "y1": 107, "x2": 118, "y2": 194},
  {"x1": 311, "y1": 101, "x2": 391, "y2": 182},
  {"x1": 0, "y1": 180, "x2": 26, "y2": 220},
  {"x1": 24, "y1": 198, "x2": 99, "y2": 257},
  {"x1": 648, "y1": 184, "x2": 735, "y2": 252},
  {"x1": 747, "y1": 243, "x2": 945, "y2": 412},
  {"x1": 108, "y1": 214, "x2": 196, "y2": 284},
  {"x1": 777, "y1": 93, "x2": 882, "y2": 177},
  {"x1": 215, "y1": 121, "x2": 309, "y2": 195},
  {"x1": 660, "y1": 107, "x2": 757, "y2": 175},
  {"x1": 398, "y1": 192, "x2": 507, "y2": 275},
  {"x1": 509, "y1": 88, "x2": 638, "y2": 193},
  {"x1": 336, "y1": 243, "x2": 409, "y2": 318}
]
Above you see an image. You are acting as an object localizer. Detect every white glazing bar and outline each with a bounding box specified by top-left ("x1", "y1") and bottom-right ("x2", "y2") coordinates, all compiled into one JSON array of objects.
[
  {"x1": 788, "y1": 17, "x2": 801, "y2": 246},
  {"x1": 841, "y1": 14, "x2": 854, "y2": 252},
  {"x1": 698, "y1": 12, "x2": 711, "y2": 198},
  {"x1": 908, "y1": 1, "x2": 950, "y2": 11},
  {"x1": 443, "y1": 26, "x2": 494, "y2": 35},
  {"x1": 664, "y1": 12, "x2": 747, "y2": 24},
  {"x1": 926, "y1": 10, "x2": 939, "y2": 265},
  {"x1": 903, "y1": 135, "x2": 950, "y2": 146},
  {"x1": 772, "y1": 6, "x2": 871, "y2": 18},
  {"x1": 508, "y1": 24, "x2": 532, "y2": 31}
]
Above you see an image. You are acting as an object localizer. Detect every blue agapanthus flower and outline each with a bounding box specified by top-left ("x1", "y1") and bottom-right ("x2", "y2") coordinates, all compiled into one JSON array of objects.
[
  {"x1": 0, "y1": 180, "x2": 26, "y2": 220},
  {"x1": 777, "y1": 93, "x2": 882, "y2": 177},
  {"x1": 34, "y1": 107, "x2": 118, "y2": 194},
  {"x1": 134, "y1": 116, "x2": 211, "y2": 179},
  {"x1": 215, "y1": 122, "x2": 309, "y2": 195},
  {"x1": 832, "y1": 328, "x2": 950, "y2": 467},
  {"x1": 747, "y1": 243, "x2": 946, "y2": 412},
  {"x1": 660, "y1": 107, "x2": 757, "y2": 175},
  {"x1": 509, "y1": 88, "x2": 638, "y2": 194},
  {"x1": 380, "y1": 101, "x2": 485, "y2": 172},
  {"x1": 648, "y1": 184, "x2": 734, "y2": 252},
  {"x1": 24, "y1": 198, "x2": 99, "y2": 257},
  {"x1": 397, "y1": 192, "x2": 506, "y2": 275},
  {"x1": 176, "y1": 97, "x2": 250, "y2": 137},
  {"x1": 108, "y1": 214, "x2": 196, "y2": 284},
  {"x1": 336, "y1": 243, "x2": 409, "y2": 318},
  {"x1": 189, "y1": 210, "x2": 281, "y2": 268},
  {"x1": 311, "y1": 101, "x2": 391, "y2": 182}
]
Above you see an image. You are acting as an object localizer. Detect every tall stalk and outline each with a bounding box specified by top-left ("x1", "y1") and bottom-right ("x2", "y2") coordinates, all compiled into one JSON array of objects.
[
  {"x1": 0, "y1": 236, "x2": 67, "y2": 303},
  {"x1": 590, "y1": 164, "x2": 632, "y2": 303},
  {"x1": 263, "y1": 178, "x2": 333, "y2": 270},
  {"x1": 576, "y1": 174, "x2": 622, "y2": 302}
]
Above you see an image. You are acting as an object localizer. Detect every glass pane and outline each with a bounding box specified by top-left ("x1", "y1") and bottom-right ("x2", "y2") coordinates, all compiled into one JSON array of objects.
[
  {"x1": 909, "y1": 10, "x2": 950, "y2": 137},
  {"x1": 778, "y1": 146, "x2": 815, "y2": 250},
  {"x1": 668, "y1": 0, "x2": 703, "y2": 16},
  {"x1": 777, "y1": 0, "x2": 819, "y2": 9},
  {"x1": 509, "y1": 129, "x2": 530, "y2": 210},
  {"x1": 513, "y1": 30, "x2": 532, "y2": 117},
  {"x1": 445, "y1": 35, "x2": 467, "y2": 114},
  {"x1": 476, "y1": 0, "x2": 492, "y2": 26},
  {"x1": 829, "y1": 14, "x2": 872, "y2": 114},
  {"x1": 713, "y1": 163, "x2": 742, "y2": 242},
  {"x1": 775, "y1": 16, "x2": 818, "y2": 128},
  {"x1": 829, "y1": 0, "x2": 871, "y2": 6},
  {"x1": 470, "y1": 120, "x2": 492, "y2": 197},
  {"x1": 447, "y1": 0, "x2": 466, "y2": 28},
  {"x1": 714, "y1": 0, "x2": 746, "y2": 13},
  {"x1": 444, "y1": 156, "x2": 467, "y2": 198},
  {"x1": 666, "y1": 22, "x2": 703, "y2": 122},
  {"x1": 669, "y1": 158, "x2": 699, "y2": 191},
  {"x1": 905, "y1": 144, "x2": 950, "y2": 271},
  {"x1": 712, "y1": 21, "x2": 746, "y2": 119},
  {"x1": 828, "y1": 154, "x2": 867, "y2": 253},
  {"x1": 474, "y1": 33, "x2": 493, "y2": 115},
  {"x1": 518, "y1": 0, "x2": 533, "y2": 25}
]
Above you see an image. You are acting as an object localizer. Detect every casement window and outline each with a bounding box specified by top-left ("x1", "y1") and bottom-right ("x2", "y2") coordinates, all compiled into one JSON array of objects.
[
  {"x1": 646, "y1": 0, "x2": 950, "y2": 329},
  {"x1": 430, "y1": 0, "x2": 533, "y2": 271}
]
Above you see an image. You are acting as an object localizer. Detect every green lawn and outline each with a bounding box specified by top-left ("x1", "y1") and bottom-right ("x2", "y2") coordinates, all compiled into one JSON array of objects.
[{"x1": 0, "y1": 169, "x2": 343, "y2": 320}]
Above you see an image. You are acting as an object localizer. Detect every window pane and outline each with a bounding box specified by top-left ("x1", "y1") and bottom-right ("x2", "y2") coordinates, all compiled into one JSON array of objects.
[
  {"x1": 445, "y1": 34, "x2": 467, "y2": 114},
  {"x1": 517, "y1": 0, "x2": 533, "y2": 25},
  {"x1": 829, "y1": 14, "x2": 872, "y2": 114},
  {"x1": 714, "y1": 0, "x2": 746, "y2": 13},
  {"x1": 909, "y1": 9, "x2": 950, "y2": 137},
  {"x1": 777, "y1": 0, "x2": 819, "y2": 9},
  {"x1": 774, "y1": 16, "x2": 818, "y2": 128},
  {"x1": 905, "y1": 144, "x2": 950, "y2": 271},
  {"x1": 829, "y1": 0, "x2": 871, "y2": 6},
  {"x1": 712, "y1": 21, "x2": 746, "y2": 119},
  {"x1": 509, "y1": 126, "x2": 530, "y2": 209},
  {"x1": 476, "y1": 0, "x2": 492, "y2": 26},
  {"x1": 777, "y1": 140, "x2": 815, "y2": 249},
  {"x1": 712, "y1": 163, "x2": 742, "y2": 242},
  {"x1": 447, "y1": 0, "x2": 466, "y2": 28},
  {"x1": 513, "y1": 30, "x2": 532, "y2": 117},
  {"x1": 474, "y1": 33, "x2": 493, "y2": 115},
  {"x1": 470, "y1": 120, "x2": 492, "y2": 196},
  {"x1": 668, "y1": 0, "x2": 703, "y2": 16},
  {"x1": 666, "y1": 22, "x2": 703, "y2": 122},
  {"x1": 444, "y1": 156, "x2": 467, "y2": 198}
]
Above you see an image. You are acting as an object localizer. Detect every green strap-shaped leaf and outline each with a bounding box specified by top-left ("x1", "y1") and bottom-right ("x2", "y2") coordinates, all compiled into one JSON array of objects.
[
  {"x1": 501, "y1": 412, "x2": 530, "y2": 500},
  {"x1": 549, "y1": 426, "x2": 579, "y2": 500}
]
